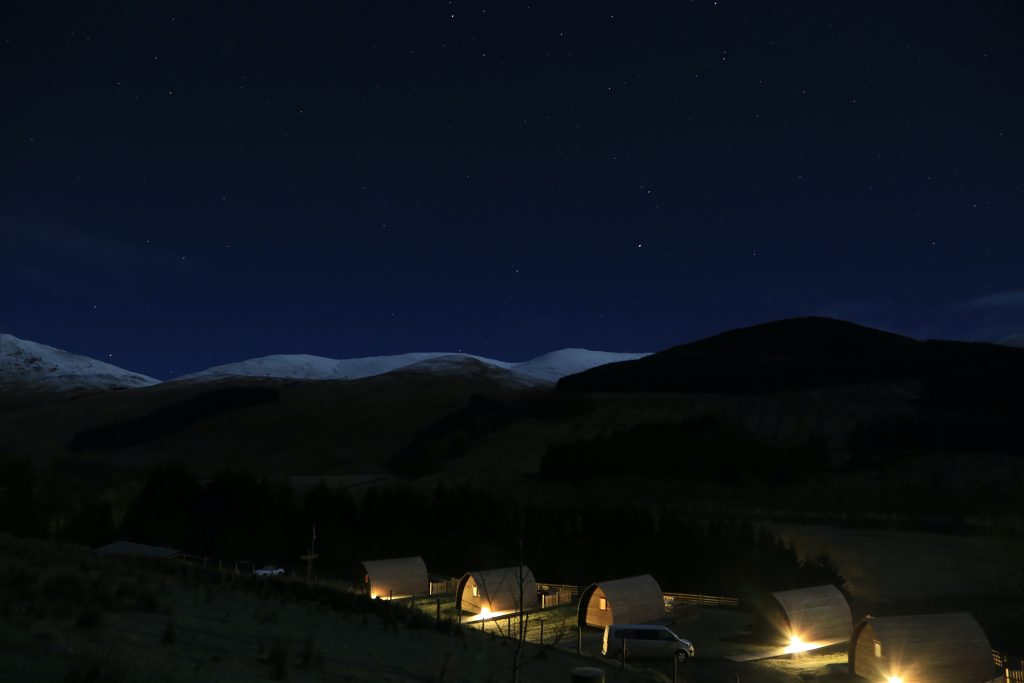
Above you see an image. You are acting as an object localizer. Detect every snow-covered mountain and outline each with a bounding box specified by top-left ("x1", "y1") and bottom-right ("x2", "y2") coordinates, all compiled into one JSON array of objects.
[
  {"x1": 174, "y1": 351, "x2": 512, "y2": 383},
  {"x1": 1, "y1": 331, "x2": 650, "y2": 394},
  {"x1": 999, "y1": 334, "x2": 1024, "y2": 348},
  {"x1": 508, "y1": 348, "x2": 649, "y2": 383},
  {"x1": 174, "y1": 348, "x2": 650, "y2": 384},
  {"x1": 389, "y1": 354, "x2": 539, "y2": 387},
  {"x1": 0, "y1": 333, "x2": 159, "y2": 394}
]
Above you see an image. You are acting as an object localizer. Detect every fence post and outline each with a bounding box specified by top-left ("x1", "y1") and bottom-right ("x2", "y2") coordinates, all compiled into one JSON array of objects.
[
  {"x1": 577, "y1": 626, "x2": 582, "y2": 655},
  {"x1": 620, "y1": 638, "x2": 626, "y2": 669}
]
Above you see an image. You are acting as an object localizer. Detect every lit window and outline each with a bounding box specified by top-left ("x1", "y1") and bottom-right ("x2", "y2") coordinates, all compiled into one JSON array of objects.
[
  {"x1": 472, "y1": 585, "x2": 478, "y2": 598},
  {"x1": 874, "y1": 640, "x2": 882, "y2": 658},
  {"x1": 599, "y1": 597, "x2": 607, "y2": 611}
]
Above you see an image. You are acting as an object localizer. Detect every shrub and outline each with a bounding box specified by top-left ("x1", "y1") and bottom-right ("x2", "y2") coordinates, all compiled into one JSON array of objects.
[
  {"x1": 75, "y1": 604, "x2": 102, "y2": 629},
  {"x1": 41, "y1": 571, "x2": 86, "y2": 614},
  {"x1": 62, "y1": 652, "x2": 126, "y2": 683},
  {"x1": 162, "y1": 620, "x2": 176, "y2": 644},
  {"x1": 299, "y1": 635, "x2": 314, "y2": 669},
  {"x1": 268, "y1": 639, "x2": 288, "y2": 680},
  {"x1": 137, "y1": 590, "x2": 160, "y2": 613}
]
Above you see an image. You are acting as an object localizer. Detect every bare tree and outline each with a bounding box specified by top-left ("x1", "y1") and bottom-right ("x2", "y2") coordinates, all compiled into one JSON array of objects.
[{"x1": 474, "y1": 514, "x2": 532, "y2": 683}]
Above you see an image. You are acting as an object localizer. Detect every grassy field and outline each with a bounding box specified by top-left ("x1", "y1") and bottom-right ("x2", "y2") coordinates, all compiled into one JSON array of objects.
[
  {"x1": 772, "y1": 522, "x2": 1015, "y2": 605},
  {"x1": 0, "y1": 534, "x2": 669, "y2": 683},
  {"x1": 1, "y1": 534, "x2": 872, "y2": 683},
  {"x1": 407, "y1": 593, "x2": 860, "y2": 682},
  {"x1": 770, "y1": 522, "x2": 1024, "y2": 650}
]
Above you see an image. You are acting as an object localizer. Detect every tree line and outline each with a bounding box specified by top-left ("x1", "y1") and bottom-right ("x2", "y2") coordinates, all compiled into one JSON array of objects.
[{"x1": 1, "y1": 458, "x2": 844, "y2": 603}]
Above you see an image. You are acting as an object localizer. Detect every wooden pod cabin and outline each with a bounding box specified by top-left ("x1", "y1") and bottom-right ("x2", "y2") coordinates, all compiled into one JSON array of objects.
[
  {"x1": 361, "y1": 556, "x2": 428, "y2": 599},
  {"x1": 578, "y1": 574, "x2": 665, "y2": 628},
  {"x1": 758, "y1": 584, "x2": 852, "y2": 645},
  {"x1": 849, "y1": 613, "x2": 996, "y2": 683},
  {"x1": 456, "y1": 566, "x2": 538, "y2": 615}
]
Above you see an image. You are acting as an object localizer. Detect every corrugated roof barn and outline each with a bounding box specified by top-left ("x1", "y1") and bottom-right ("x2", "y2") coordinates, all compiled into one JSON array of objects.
[
  {"x1": 849, "y1": 612, "x2": 996, "y2": 683},
  {"x1": 758, "y1": 584, "x2": 852, "y2": 644},
  {"x1": 361, "y1": 556, "x2": 428, "y2": 599},
  {"x1": 456, "y1": 566, "x2": 537, "y2": 615},
  {"x1": 577, "y1": 574, "x2": 665, "y2": 628}
]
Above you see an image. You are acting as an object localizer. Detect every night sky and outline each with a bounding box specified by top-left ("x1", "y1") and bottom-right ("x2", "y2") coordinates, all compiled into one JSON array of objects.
[{"x1": 2, "y1": 2, "x2": 1022, "y2": 379}]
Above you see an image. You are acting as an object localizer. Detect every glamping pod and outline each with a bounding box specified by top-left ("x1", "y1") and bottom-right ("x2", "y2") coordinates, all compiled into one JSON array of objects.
[
  {"x1": 758, "y1": 584, "x2": 852, "y2": 645},
  {"x1": 849, "y1": 613, "x2": 996, "y2": 683},
  {"x1": 577, "y1": 574, "x2": 665, "y2": 628},
  {"x1": 456, "y1": 566, "x2": 538, "y2": 615},
  {"x1": 361, "y1": 556, "x2": 428, "y2": 600}
]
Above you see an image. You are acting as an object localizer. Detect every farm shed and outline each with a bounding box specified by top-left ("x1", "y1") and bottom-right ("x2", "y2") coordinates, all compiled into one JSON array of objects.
[
  {"x1": 578, "y1": 574, "x2": 665, "y2": 628},
  {"x1": 361, "y1": 556, "x2": 428, "y2": 599},
  {"x1": 456, "y1": 566, "x2": 537, "y2": 615},
  {"x1": 757, "y1": 584, "x2": 851, "y2": 644},
  {"x1": 849, "y1": 613, "x2": 996, "y2": 683}
]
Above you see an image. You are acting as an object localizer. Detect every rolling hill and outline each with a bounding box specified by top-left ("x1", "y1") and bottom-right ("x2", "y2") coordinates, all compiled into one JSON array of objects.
[
  {"x1": 557, "y1": 316, "x2": 1024, "y2": 399},
  {"x1": 174, "y1": 348, "x2": 649, "y2": 385}
]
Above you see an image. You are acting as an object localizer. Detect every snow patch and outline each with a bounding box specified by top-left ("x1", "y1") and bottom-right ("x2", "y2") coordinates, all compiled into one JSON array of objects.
[
  {"x1": 174, "y1": 351, "x2": 513, "y2": 383},
  {"x1": 175, "y1": 347, "x2": 649, "y2": 384},
  {"x1": 509, "y1": 348, "x2": 650, "y2": 383},
  {"x1": 998, "y1": 334, "x2": 1024, "y2": 349},
  {"x1": 0, "y1": 333, "x2": 159, "y2": 393}
]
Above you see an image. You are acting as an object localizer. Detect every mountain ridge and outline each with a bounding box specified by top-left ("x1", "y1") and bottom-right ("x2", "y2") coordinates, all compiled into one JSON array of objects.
[
  {"x1": 172, "y1": 348, "x2": 649, "y2": 385},
  {"x1": 0, "y1": 333, "x2": 159, "y2": 394},
  {"x1": 0, "y1": 331, "x2": 649, "y2": 396}
]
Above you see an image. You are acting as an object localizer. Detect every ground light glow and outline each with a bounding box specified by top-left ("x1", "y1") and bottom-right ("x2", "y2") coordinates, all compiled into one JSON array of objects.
[
  {"x1": 465, "y1": 607, "x2": 517, "y2": 624},
  {"x1": 886, "y1": 677, "x2": 903, "y2": 683},
  {"x1": 783, "y1": 635, "x2": 815, "y2": 654}
]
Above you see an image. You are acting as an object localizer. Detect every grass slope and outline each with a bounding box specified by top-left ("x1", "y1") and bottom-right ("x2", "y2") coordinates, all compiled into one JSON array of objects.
[{"x1": 0, "y1": 534, "x2": 658, "y2": 683}]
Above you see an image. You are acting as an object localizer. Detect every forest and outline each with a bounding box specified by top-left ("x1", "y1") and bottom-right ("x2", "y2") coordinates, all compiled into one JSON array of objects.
[{"x1": 0, "y1": 459, "x2": 843, "y2": 605}]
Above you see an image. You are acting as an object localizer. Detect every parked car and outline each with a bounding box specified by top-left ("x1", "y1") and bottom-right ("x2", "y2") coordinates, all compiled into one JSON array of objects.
[
  {"x1": 254, "y1": 565, "x2": 285, "y2": 577},
  {"x1": 602, "y1": 624, "x2": 695, "y2": 662}
]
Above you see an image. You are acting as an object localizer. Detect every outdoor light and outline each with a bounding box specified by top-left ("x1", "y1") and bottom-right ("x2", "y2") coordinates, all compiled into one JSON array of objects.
[
  {"x1": 480, "y1": 606, "x2": 491, "y2": 618},
  {"x1": 784, "y1": 634, "x2": 813, "y2": 653},
  {"x1": 886, "y1": 676, "x2": 903, "y2": 683}
]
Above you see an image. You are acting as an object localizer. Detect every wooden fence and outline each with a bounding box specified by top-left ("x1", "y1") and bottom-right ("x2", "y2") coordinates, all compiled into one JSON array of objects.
[
  {"x1": 429, "y1": 576, "x2": 460, "y2": 595},
  {"x1": 993, "y1": 650, "x2": 1024, "y2": 682},
  {"x1": 530, "y1": 583, "x2": 740, "y2": 610},
  {"x1": 537, "y1": 583, "x2": 580, "y2": 605},
  {"x1": 662, "y1": 591, "x2": 741, "y2": 608}
]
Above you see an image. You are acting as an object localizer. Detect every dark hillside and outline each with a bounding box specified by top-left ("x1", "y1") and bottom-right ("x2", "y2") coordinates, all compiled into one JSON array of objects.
[{"x1": 557, "y1": 317, "x2": 1024, "y2": 396}]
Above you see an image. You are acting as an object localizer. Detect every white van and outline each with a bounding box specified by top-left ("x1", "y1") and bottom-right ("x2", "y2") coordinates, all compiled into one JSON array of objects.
[{"x1": 602, "y1": 624, "x2": 695, "y2": 662}]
